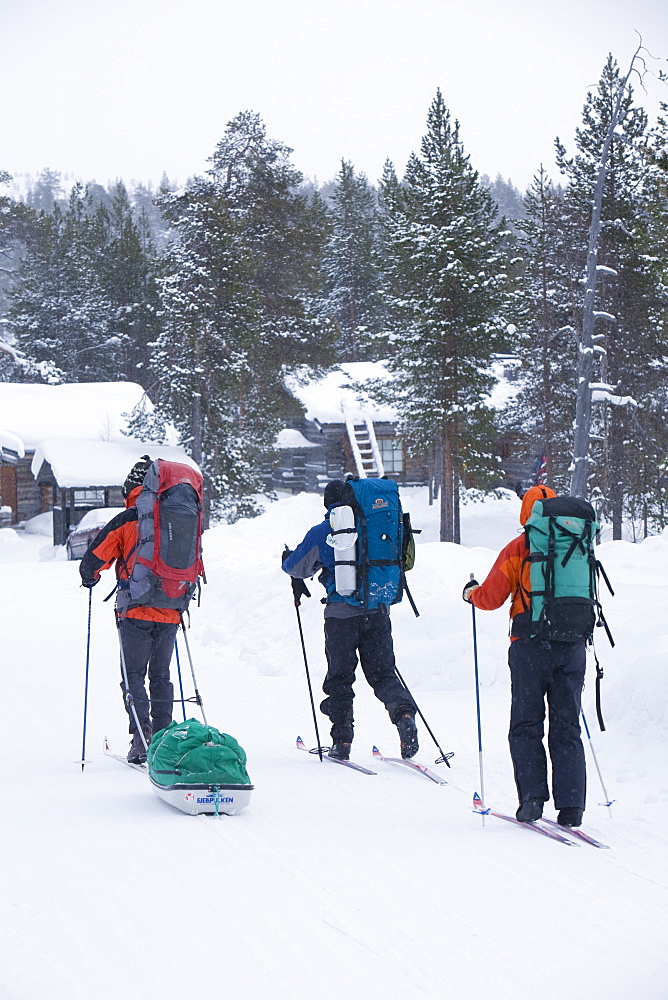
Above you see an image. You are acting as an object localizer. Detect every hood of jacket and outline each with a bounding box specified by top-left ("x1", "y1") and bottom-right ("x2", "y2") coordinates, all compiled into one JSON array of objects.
[{"x1": 519, "y1": 485, "x2": 557, "y2": 525}]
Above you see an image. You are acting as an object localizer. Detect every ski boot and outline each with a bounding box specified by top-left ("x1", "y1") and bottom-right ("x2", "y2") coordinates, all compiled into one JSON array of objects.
[
  {"x1": 557, "y1": 807, "x2": 583, "y2": 827},
  {"x1": 127, "y1": 724, "x2": 151, "y2": 764},
  {"x1": 396, "y1": 713, "x2": 419, "y2": 759},
  {"x1": 516, "y1": 799, "x2": 544, "y2": 823}
]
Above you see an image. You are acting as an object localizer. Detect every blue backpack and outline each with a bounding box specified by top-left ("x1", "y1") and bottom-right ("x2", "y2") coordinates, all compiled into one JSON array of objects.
[{"x1": 327, "y1": 477, "x2": 419, "y2": 616}]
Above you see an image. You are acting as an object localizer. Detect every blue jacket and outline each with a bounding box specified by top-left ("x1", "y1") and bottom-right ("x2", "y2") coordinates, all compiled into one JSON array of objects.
[
  {"x1": 282, "y1": 511, "x2": 335, "y2": 593},
  {"x1": 283, "y1": 505, "x2": 390, "y2": 620}
]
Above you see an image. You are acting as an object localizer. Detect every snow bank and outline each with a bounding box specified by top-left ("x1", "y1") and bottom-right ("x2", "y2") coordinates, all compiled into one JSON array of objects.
[
  {"x1": 0, "y1": 487, "x2": 666, "y2": 1000},
  {"x1": 23, "y1": 511, "x2": 53, "y2": 535}
]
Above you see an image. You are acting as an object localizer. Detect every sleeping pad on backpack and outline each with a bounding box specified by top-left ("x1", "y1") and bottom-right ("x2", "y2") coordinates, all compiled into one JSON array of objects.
[{"x1": 147, "y1": 718, "x2": 253, "y2": 815}]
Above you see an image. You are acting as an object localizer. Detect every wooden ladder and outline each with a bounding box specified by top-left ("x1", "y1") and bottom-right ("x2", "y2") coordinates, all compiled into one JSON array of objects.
[{"x1": 344, "y1": 411, "x2": 385, "y2": 478}]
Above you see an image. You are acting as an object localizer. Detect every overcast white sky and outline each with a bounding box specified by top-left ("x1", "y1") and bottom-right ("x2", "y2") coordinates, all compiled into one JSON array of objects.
[{"x1": 1, "y1": 0, "x2": 666, "y2": 195}]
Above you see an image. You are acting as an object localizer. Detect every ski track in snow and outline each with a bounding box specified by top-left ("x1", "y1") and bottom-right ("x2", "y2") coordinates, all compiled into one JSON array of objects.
[{"x1": 1, "y1": 490, "x2": 667, "y2": 1000}]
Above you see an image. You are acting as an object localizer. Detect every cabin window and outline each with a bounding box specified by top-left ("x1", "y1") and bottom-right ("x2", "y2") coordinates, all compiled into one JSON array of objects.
[
  {"x1": 378, "y1": 438, "x2": 403, "y2": 474},
  {"x1": 73, "y1": 489, "x2": 105, "y2": 507}
]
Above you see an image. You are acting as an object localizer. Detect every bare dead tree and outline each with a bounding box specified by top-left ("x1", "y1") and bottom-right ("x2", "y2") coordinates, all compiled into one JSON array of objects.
[{"x1": 570, "y1": 40, "x2": 647, "y2": 498}]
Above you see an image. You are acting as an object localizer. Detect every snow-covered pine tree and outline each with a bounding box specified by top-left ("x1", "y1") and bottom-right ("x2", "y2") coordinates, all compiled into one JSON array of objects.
[
  {"x1": 122, "y1": 388, "x2": 168, "y2": 444},
  {"x1": 373, "y1": 91, "x2": 510, "y2": 542},
  {"x1": 0, "y1": 170, "x2": 40, "y2": 380},
  {"x1": 132, "y1": 178, "x2": 174, "y2": 253},
  {"x1": 94, "y1": 182, "x2": 163, "y2": 386},
  {"x1": 319, "y1": 159, "x2": 383, "y2": 361},
  {"x1": 504, "y1": 167, "x2": 580, "y2": 491},
  {"x1": 24, "y1": 168, "x2": 66, "y2": 214},
  {"x1": 9, "y1": 179, "x2": 165, "y2": 387},
  {"x1": 482, "y1": 173, "x2": 526, "y2": 223},
  {"x1": 153, "y1": 112, "x2": 334, "y2": 522},
  {"x1": 621, "y1": 99, "x2": 668, "y2": 534},
  {"x1": 10, "y1": 184, "x2": 122, "y2": 382}
]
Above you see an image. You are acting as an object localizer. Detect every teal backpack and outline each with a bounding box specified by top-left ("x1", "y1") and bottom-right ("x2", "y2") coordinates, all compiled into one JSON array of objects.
[
  {"x1": 515, "y1": 496, "x2": 613, "y2": 644},
  {"x1": 514, "y1": 496, "x2": 614, "y2": 728}
]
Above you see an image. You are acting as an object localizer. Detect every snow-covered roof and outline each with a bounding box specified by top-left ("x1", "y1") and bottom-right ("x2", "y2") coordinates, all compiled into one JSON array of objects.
[
  {"x1": 286, "y1": 363, "x2": 397, "y2": 424},
  {"x1": 274, "y1": 429, "x2": 321, "y2": 450},
  {"x1": 0, "y1": 428, "x2": 25, "y2": 460},
  {"x1": 287, "y1": 360, "x2": 520, "y2": 423},
  {"x1": 31, "y1": 439, "x2": 199, "y2": 488},
  {"x1": 0, "y1": 382, "x2": 152, "y2": 450}
]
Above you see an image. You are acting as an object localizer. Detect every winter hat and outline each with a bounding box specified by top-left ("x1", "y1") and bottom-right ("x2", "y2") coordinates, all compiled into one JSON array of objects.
[
  {"x1": 123, "y1": 455, "x2": 152, "y2": 498},
  {"x1": 323, "y1": 479, "x2": 346, "y2": 508},
  {"x1": 519, "y1": 485, "x2": 556, "y2": 525}
]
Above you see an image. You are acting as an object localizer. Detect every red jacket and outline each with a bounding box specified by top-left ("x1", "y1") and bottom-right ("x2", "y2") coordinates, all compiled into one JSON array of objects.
[{"x1": 79, "y1": 486, "x2": 180, "y2": 624}]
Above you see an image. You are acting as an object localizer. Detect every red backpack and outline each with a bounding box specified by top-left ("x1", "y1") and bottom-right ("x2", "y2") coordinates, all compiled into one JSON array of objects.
[{"x1": 128, "y1": 459, "x2": 205, "y2": 611}]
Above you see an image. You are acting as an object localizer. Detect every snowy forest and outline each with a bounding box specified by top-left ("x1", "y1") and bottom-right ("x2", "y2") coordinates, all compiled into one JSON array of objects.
[{"x1": 2, "y1": 52, "x2": 668, "y2": 539}]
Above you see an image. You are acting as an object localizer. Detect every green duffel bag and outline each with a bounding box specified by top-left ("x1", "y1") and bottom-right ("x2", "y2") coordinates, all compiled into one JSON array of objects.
[{"x1": 147, "y1": 718, "x2": 251, "y2": 787}]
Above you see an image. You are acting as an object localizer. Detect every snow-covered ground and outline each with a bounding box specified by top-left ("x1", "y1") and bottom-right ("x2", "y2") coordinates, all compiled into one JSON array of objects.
[{"x1": 1, "y1": 488, "x2": 666, "y2": 1000}]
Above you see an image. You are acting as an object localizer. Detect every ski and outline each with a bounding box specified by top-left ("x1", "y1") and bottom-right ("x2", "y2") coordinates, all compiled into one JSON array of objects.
[
  {"x1": 539, "y1": 818, "x2": 610, "y2": 849},
  {"x1": 372, "y1": 746, "x2": 447, "y2": 785},
  {"x1": 103, "y1": 738, "x2": 147, "y2": 773},
  {"x1": 472, "y1": 793, "x2": 574, "y2": 845},
  {"x1": 296, "y1": 736, "x2": 377, "y2": 775}
]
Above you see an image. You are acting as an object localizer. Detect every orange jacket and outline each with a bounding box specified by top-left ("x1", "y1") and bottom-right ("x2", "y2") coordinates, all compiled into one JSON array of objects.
[
  {"x1": 79, "y1": 486, "x2": 180, "y2": 624},
  {"x1": 468, "y1": 486, "x2": 557, "y2": 636},
  {"x1": 469, "y1": 533, "x2": 530, "y2": 623}
]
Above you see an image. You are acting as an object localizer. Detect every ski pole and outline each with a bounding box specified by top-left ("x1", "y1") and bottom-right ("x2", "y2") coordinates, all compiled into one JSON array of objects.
[
  {"x1": 393, "y1": 665, "x2": 453, "y2": 766},
  {"x1": 470, "y1": 574, "x2": 486, "y2": 825},
  {"x1": 179, "y1": 615, "x2": 208, "y2": 727},
  {"x1": 293, "y1": 589, "x2": 323, "y2": 762},
  {"x1": 79, "y1": 586, "x2": 93, "y2": 771},
  {"x1": 174, "y1": 636, "x2": 187, "y2": 722},
  {"x1": 581, "y1": 709, "x2": 614, "y2": 812}
]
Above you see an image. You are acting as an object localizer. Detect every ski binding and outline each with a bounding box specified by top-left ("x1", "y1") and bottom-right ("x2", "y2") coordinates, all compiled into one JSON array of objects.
[{"x1": 296, "y1": 736, "x2": 377, "y2": 774}]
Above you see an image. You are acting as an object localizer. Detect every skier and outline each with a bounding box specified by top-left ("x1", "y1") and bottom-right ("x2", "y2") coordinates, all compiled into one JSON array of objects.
[
  {"x1": 462, "y1": 485, "x2": 587, "y2": 828},
  {"x1": 282, "y1": 479, "x2": 419, "y2": 761},
  {"x1": 79, "y1": 456, "x2": 178, "y2": 763}
]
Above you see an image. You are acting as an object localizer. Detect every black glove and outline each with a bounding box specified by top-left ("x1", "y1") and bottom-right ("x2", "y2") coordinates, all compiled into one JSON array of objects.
[
  {"x1": 282, "y1": 545, "x2": 293, "y2": 565},
  {"x1": 462, "y1": 579, "x2": 479, "y2": 603},
  {"x1": 291, "y1": 577, "x2": 311, "y2": 604},
  {"x1": 81, "y1": 576, "x2": 99, "y2": 589}
]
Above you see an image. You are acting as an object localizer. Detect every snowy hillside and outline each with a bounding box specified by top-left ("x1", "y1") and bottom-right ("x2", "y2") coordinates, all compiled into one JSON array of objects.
[{"x1": 1, "y1": 488, "x2": 667, "y2": 1000}]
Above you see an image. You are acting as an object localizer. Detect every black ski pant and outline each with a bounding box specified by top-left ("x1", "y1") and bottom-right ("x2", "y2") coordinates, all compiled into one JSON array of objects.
[
  {"x1": 508, "y1": 637, "x2": 586, "y2": 810},
  {"x1": 117, "y1": 617, "x2": 177, "y2": 735},
  {"x1": 320, "y1": 609, "x2": 416, "y2": 742}
]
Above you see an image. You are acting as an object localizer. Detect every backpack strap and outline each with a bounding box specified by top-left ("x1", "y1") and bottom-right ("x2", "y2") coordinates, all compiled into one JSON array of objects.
[
  {"x1": 354, "y1": 494, "x2": 369, "y2": 611},
  {"x1": 586, "y1": 541, "x2": 612, "y2": 731},
  {"x1": 330, "y1": 525, "x2": 357, "y2": 539},
  {"x1": 596, "y1": 559, "x2": 615, "y2": 597},
  {"x1": 536, "y1": 515, "x2": 558, "y2": 637},
  {"x1": 103, "y1": 537, "x2": 139, "y2": 606},
  {"x1": 516, "y1": 542, "x2": 533, "y2": 614},
  {"x1": 399, "y1": 565, "x2": 420, "y2": 618},
  {"x1": 591, "y1": 550, "x2": 615, "y2": 648},
  {"x1": 589, "y1": 643, "x2": 606, "y2": 732},
  {"x1": 553, "y1": 519, "x2": 591, "y2": 568}
]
